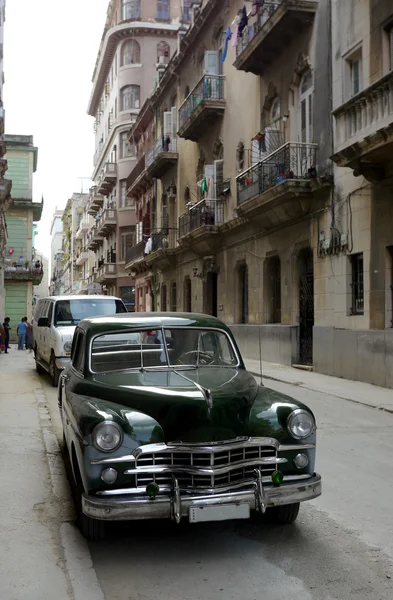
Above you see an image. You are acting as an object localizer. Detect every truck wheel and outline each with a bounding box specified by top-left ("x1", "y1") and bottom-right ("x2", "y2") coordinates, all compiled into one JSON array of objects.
[
  {"x1": 268, "y1": 502, "x2": 300, "y2": 525},
  {"x1": 50, "y1": 353, "x2": 60, "y2": 387}
]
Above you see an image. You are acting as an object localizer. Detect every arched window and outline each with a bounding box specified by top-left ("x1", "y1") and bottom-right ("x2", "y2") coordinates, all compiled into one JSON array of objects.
[
  {"x1": 121, "y1": 40, "x2": 141, "y2": 66},
  {"x1": 300, "y1": 70, "x2": 314, "y2": 143},
  {"x1": 121, "y1": 85, "x2": 140, "y2": 111},
  {"x1": 157, "y1": 41, "x2": 170, "y2": 64},
  {"x1": 157, "y1": 0, "x2": 170, "y2": 20},
  {"x1": 122, "y1": 0, "x2": 141, "y2": 21}
]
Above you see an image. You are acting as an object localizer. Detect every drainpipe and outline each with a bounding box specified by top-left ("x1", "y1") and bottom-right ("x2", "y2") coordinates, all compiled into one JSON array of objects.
[{"x1": 152, "y1": 106, "x2": 159, "y2": 312}]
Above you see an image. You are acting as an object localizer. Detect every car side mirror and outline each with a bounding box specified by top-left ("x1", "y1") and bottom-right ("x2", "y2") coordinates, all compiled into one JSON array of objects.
[{"x1": 37, "y1": 317, "x2": 49, "y2": 327}]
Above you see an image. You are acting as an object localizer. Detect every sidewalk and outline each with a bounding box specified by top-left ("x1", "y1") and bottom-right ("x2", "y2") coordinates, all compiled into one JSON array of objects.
[
  {"x1": 244, "y1": 358, "x2": 393, "y2": 413},
  {"x1": 0, "y1": 346, "x2": 104, "y2": 600}
]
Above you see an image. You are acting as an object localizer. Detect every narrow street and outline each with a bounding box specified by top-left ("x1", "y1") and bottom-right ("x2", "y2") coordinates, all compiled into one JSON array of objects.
[{"x1": 24, "y1": 352, "x2": 392, "y2": 600}]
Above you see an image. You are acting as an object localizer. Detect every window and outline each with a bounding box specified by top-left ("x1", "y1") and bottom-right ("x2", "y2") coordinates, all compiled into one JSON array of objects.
[
  {"x1": 157, "y1": 0, "x2": 170, "y2": 20},
  {"x1": 351, "y1": 59, "x2": 360, "y2": 95},
  {"x1": 121, "y1": 228, "x2": 135, "y2": 260},
  {"x1": 54, "y1": 299, "x2": 126, "y2": 326},
  {"x1": 119, "y1": 180, "x2": 128, "y2": 207},
  {"x1": 121, "y1": 40, "x2": 141, "y2": 66},
  {"x1": 120, "y1": 132, "x2": 133, "y2": 158},
  {"x1": 265, "y1": 256, "x2": 281, "y2": 323},
  {"x1": 157, "y1": 41, "x2": 170, "y2": 64},
  {"x1": 182, "y1": 0, "x2": 192, "y2": 22},
  {"x1": 184, "y1": 277, "x2": 192, "y2": 312},
  {"x1": 350, "y1": 253, "x2": 364, "y2": 315},
  {"x1": 121, "y1": 85, "x2": 140, "y2": 111},
  {"x1": 161, "y1": 284, "x2": 167, "y2": 311},
  {"x1": 300, "y1": 70, "x2": 314, "y2": 144},
  {"x1": 72, "y1": 331, "x2": 85, "y2": 373},
  {"x1": 345, "y1": 49, "x2": 362, "y2": 98},
  {"x1": 122, "y1": 0, "x2": 140, "y2": 20},
  {"x1": 170, "y1": 282, "x2": 177, "y2": 312}
]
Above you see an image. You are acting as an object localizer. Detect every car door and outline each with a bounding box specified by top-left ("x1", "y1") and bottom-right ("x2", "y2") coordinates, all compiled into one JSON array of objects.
[{"x1": 40, "y1": 301, "x2": 51, "y2": 362}]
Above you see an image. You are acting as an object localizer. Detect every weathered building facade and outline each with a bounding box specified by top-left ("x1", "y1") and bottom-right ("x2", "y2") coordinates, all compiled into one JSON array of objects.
[{"x1": 86, "y1": 0, "x2": 190, "y2": 309}]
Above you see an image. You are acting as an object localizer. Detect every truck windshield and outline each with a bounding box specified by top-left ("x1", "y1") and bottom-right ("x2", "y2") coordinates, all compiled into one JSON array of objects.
[{"x1": 54, "y1": 299, "x2": 127, "y2": 326}]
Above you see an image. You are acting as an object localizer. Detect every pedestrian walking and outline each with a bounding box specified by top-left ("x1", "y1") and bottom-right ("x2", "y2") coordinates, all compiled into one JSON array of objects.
[
  {"x1": 2, "y1": 317, "x2": 11, "y2": 353},
  {"x1": 17, "y1": 317, "x2": 28, "y2": 351},
  {"x1": 26, "y1": 320, "x2": 33, "y2": 352}
]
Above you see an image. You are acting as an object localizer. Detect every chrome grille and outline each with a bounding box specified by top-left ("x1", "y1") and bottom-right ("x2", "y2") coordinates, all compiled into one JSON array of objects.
[{"x1": 134, "y1": 444, "x2": 278, "y2": 491}]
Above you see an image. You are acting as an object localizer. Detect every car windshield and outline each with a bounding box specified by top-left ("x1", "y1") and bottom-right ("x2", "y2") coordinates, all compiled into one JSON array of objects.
[
  {"x1": 54, "y1": 299, "x2": 127, "y2": 326},
  {"x1": 91, "y1": 328, "x2": 238, "y2": 373}
]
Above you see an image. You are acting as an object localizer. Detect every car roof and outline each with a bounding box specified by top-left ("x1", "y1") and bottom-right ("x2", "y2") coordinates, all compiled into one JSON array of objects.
[
  {"x1": 77, "y1": 312, "x2": 229, "y2": 333},
  {"x1": 37, "y1": 295, "x2": 122, "y2": 302}
]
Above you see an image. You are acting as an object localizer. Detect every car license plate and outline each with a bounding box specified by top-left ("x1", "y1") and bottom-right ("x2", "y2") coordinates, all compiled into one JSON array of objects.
[{"x1": 189, "y1": 503, "x2": 250, "y2": 523}]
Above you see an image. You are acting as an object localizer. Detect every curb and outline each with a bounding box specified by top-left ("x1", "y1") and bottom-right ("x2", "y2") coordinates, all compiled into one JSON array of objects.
[
  {"x1": 33, "y1": 361, "x2": 106, "y2": 600},
  {"x1": 249, "y1": 371, "x2": 393, "y2": 415}
]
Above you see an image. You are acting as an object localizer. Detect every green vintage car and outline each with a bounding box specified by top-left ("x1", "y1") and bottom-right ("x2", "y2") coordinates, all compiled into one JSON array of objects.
[{"x1": 58, "y1": 313, "x2": 321, "y2": 540}]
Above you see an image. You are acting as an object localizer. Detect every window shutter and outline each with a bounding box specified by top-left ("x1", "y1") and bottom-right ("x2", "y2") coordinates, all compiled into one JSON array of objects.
[
  {"x1": 163, "y1": 111, "x2": 172, "y2": 137},
  {"x1": 204, "y1": 51, "x2": 219, "y2": 76},
  {"x1": 214, "y1": 159, "x2": 224, "y2": 197},
  {"x1": 204, "y1": 164, "x2": 215, "y2": 199},
  {"x1": 171, "y1": 106, "x2": 177, "y2": 135}
]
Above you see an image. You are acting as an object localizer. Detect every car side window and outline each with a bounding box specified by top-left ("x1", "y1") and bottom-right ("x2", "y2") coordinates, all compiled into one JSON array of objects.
[
  {"x1": 47, "y1": 302, "x2": 54, "y2": 325},
  {"x1": 34, "y1": 301, "x2": 43, "y2": 321},
  {"x1": 72, "y1": 331, "x2": 85, "y2": 374},
  {"x1": 41, "y1": 301, "x2": 49, "y2": 318}
]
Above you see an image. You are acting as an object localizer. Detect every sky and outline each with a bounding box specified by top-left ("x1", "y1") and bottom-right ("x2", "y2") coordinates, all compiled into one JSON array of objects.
[{"x1": 4, "y1": 0, "x2": 109, "y2": 259}]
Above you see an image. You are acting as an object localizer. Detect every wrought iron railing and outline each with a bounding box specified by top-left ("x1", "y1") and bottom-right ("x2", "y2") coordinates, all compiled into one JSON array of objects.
[
  {"x1": 150, "y1": 228, "x2": 178, "y2": 253},
  {"x1": 179, "y1": 200, "x2": 224, "y2": 238},
  {"x1": 236, "y1": 1, "x2": 282, "y2": 58},
  {"x1": 236, "y1": 142, "x2": 318, "y2": 206},
  {"x1": 179, "y1": 75, "x2": 225, "y2": 129},
  {"x1": 146, "y1": 137, "x2": 178, "y2": 169},
  {"x1": 125, "y1": 240, "x2": 145, "y2": 265}
]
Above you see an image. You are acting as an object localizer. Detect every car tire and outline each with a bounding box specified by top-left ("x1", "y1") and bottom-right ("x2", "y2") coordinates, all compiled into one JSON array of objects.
[
  {"x1": 268, "y1": 502, "x2": 300, "y2": 525},
  {"x1": 50, "y1": 353, "x2": 60, "y2": 387},
  {"x1": 69, "y1": 447, "x2": 106, "y2": 542}
]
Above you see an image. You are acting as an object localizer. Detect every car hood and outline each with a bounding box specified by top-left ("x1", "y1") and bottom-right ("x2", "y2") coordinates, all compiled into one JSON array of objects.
[
  {"x1": 90, "y1": 368, "x2": 259, "y2": 443},
  {"x1": 55, "y1": 326, "x2": 75, "y2": 342}
]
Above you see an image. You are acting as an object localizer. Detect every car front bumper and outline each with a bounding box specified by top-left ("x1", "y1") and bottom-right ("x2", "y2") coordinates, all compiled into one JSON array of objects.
[{"x1": 82, "y1": 473, "x2": 322, "y2": 522}]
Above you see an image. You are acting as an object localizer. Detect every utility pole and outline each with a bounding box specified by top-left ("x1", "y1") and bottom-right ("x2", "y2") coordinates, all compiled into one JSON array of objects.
[{"x1": 72, "y1": 178, "x2": 91, "y2": 293}]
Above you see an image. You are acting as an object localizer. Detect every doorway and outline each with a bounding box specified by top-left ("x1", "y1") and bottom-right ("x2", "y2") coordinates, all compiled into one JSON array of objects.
[
  {"x1": 298, "y1": 248, "x2": 314, "y2": 365},
  {"x1": 205, "y1": 272, "x2": 218, "y2": 317},
  {"x1": 238, "y1": 264, "x2": 249, "y2": 324},
  {"x1": 184, "y1": 277, "x2": 192, "y2": 312}
]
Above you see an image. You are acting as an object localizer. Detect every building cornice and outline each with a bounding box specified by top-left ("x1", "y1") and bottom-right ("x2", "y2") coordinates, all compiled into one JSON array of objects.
[{"x1": 88, "y1": 21, "x2": 181, "y2": 117}]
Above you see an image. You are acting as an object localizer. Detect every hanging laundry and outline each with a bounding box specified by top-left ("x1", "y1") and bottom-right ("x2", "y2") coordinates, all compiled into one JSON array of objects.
[
  {"x1": 238, "y1": 6, "x2": 248, "y2": 37},
  {"x1": 221, "y1": 27, "x2": 232, "y2": 62},
  {"x1": 165, "y1": 135, "x2": 171, "y2": 152},
  {"x1": 231, "y1": 23, "x2": 239, "y2": 47},
  {"x1": 201, "y1": 177, "x2": 208, "y2": 196}
]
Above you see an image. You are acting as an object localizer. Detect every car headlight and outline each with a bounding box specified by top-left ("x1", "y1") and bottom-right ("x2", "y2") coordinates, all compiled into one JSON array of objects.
[
  {"x1": 92, "y1": 421, "x2": 123, "y2": 453},
  {"x1": 63, "y1": 342, "x2": 72, "y2": 353},
  {"x1": 287, "y1": 409, "x2": 315, "y2": 440}
]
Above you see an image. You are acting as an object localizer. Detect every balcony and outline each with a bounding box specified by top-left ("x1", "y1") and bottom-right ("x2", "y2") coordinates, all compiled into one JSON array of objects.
[
  {"x1": 125, "y1": 240, "x2": 147, "y2": 274},
  {"x1": 98, "y1": 162, "x2": 117, "y2": 196},
  {"x1": 87, "y1": 225, "x2": 104, "y2": 251},
  {"x1": 331, "y1": 71, "x2": 393, "y2": 181},
  {"x1": 146, "y1": 138, "x2": 178, "y2": 179},
  {"x1": 236, "y1": 142, "x2": 320, "y2": 228},
  {"x1": 178, "y1": 199, "x2": 224, "y2": 255},
  {"x1": 0, "y1": 158, "x2": 8, "y2": 178},
  {"x1": 96, "y1": 262, "x2": 117, "y2": 283},
  {"x1": 234, "y1": 1, "x2": 317, "y2": 75},
  {"x1": 97, "y1": 209, "x2": 117, "y2": 238},
  {"x1": 75, "y1": 220, "x2": 90, "y2": 240},
  {"x1": 4, "y1": 253, "x2": 44, "y2": 285},
  {"x1": 87, "y1": 186, "x2": 104, "y2": 215},
  {"x1": 126, "y1": 154, "x2": 151, "y2": 196},
  {"x1": 178, "y1": 75, "x2": 226, "y2": 142},
  {"x1": 75, "y1": 251, "x2": 89, "y2": 266},
  {"x1": 145, "y1": 228, "x2": 178, "y2": 271}
]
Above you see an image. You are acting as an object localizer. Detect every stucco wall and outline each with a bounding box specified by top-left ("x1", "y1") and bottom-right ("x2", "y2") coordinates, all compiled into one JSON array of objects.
[{"x1": 229, "y1": 324, "x2": 299, "y2": 367}]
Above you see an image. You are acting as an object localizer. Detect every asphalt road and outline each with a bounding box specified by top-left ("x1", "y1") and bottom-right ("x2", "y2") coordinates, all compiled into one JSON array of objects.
[{"x1": 41, "y1": 372, "x2": 393, "y2": 600}]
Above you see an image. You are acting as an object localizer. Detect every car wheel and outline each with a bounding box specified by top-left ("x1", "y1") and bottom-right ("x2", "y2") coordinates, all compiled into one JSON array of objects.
[
  {"x1": 49, "y1": 353, "x2": 60, "y2": 387},
  {"x1": 70, "y1": 448, "x2": 106, "y2": 542},
  {"x1": 268, "y1": 502, "x2": 300, "y2": 525}
]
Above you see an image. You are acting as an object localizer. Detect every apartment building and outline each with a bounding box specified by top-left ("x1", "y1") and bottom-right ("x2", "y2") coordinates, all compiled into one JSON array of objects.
[
  {"x1": 125, "y1": 0, "x2": 333, "y2": 365},
  {"x1": 86, "y1": 0, "x2": 190, "y2": 309},
  {"x1": 0, "y1": 0, "x2": 12, "y2": 321},
  {"x1": 49, "y1": 210, "x2": 64, "y2": 295},
  {"x1": 319, "y1": 0, "x2": 393, "y2": 387},
  {"x1": 3, "y1": 135, "x2": 42, "y2": 332}
]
